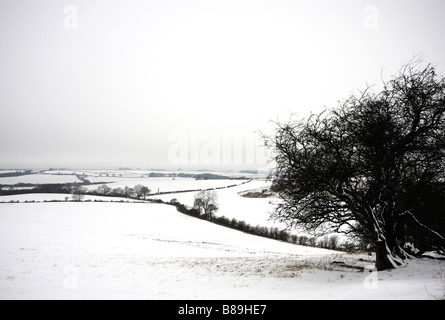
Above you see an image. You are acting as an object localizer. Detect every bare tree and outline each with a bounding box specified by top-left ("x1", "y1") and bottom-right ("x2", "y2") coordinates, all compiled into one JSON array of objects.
[
  {"x1": 193, "y1": 190, "x2": 219, "y2": 221},
  {"x1": 96, "y1": 184, "x2": 112, "y2": 195},
  {"x1": 328, "y1": 234, "x2": 340, "y2": 250},
  {"x1": 111, "y1": 187, "x2": 125, "y2": 197},
  {"x1": 134, "y1": 184, "x2": 151, "y2": 199},
  {"x1": 71, "y1": 185, "x2": 87, "y2": 201},
  {"x1": 268, "y1": 62, "x2": 445, "y2": 270},
  {"x1": 124, "y1": 186, "x2": 135, "y2": 198}
]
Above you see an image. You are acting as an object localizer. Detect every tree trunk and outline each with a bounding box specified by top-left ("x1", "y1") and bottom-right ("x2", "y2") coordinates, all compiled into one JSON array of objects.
[
  {"x1": 375, "y1": 234, "x2": 406, "y2": 271},
  {"x1": 372, "y1": 207, "x2": 408, "y2": 271},
  {"x1": 375, "y1": 240, "x2": 396, "y2": 271}
]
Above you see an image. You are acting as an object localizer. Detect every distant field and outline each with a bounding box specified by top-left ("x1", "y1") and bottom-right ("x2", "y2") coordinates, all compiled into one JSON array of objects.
[
  {"x1": 84, "y1": 176, "x2": 249, "y2": 193},
  {"x1": 0, "y1": 169, "x2": 261, "y2": 194},
  {"x1": 0, "y1": 174, "x2": 82, "y2": 185}
]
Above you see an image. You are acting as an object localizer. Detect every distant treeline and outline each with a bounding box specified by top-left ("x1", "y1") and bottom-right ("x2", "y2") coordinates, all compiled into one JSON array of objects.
[
  {"x1": 0, "y1": 182, "x2": 104, "y2": 196},
  {"x1": 145, "y1": 172, "x2": 249, "y2": 180},
  {"x1": 0, "y1": 171, "x2": 253, "y2": 196},
  {"x1": 0, "y1": 170, "x2": 33, "y2": 178}
]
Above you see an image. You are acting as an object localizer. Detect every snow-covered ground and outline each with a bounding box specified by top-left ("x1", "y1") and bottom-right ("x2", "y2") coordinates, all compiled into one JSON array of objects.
[
  {"x1": 0, "y1": 193, "x2": 145, "y2": 203},
  {"x1": 0, "y1": 169, "x2": 257, "y2": 193},
  {"x1": 0, "y1": 174, "x2": 82, "y2": 185},
  {"x1": 0, "y1": 201, "x2": 444, "y2": 300},
  {"x1": 84, "y1": 176, "x2": 248, "y2": 194},
  {"x1": 45, "y1": 169, "x2": 266, "y2": 179},
  {"x1": 148, "y1": 179, "x2": 279, "y2": 228}
]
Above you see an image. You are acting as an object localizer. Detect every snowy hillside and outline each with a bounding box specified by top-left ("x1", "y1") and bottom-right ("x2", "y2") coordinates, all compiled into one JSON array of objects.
[
  {"x1": 0, "y1": 201, "x2": 444, "y2": 299},
  {"x1": 148, "y1": 179, "x2": 281, "y2": 228}
]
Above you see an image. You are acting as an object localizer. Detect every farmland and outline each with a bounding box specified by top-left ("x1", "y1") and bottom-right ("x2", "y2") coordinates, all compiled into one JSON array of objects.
[{"x1": 0, "y1": 169, "x2": 444, "y2": 299}]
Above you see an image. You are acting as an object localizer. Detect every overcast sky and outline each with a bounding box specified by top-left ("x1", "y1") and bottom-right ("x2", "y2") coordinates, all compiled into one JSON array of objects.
[{"x1": 1, "y1": 0, "x2": 445, "y2": 170}]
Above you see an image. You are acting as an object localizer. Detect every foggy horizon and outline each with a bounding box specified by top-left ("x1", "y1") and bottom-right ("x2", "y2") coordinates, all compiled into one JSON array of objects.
[{"x1": 1, "y1": 0, "x2": 445, "y2": 171}]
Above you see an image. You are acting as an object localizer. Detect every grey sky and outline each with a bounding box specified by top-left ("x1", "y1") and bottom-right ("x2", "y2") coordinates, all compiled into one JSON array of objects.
[{"x1": 1, "y1": 0, "x2": 445, "y2": 170}]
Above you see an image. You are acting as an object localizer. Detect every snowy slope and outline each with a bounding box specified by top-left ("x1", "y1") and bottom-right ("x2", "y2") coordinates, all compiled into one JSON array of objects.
[
  {"x1": 149, "y1": 179, "x2": 282, "y2": 229},
  {"x1": 0, "y1": 202, "x2": 444, "y2": 299}
]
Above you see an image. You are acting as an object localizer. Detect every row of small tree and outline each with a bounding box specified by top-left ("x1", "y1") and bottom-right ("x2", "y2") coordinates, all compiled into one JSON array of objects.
[
  {"x1": 174, "y1": 190, "x2": 356, "y2": 251},
  {"x1": 70, "y1": 184, "x2": 151, "y2": 201}
]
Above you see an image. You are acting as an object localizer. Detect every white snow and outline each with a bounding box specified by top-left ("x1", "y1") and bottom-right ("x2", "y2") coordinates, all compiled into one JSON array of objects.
[
  {"x1": 0, "y1": 174, "x2": 82, "y2": 185},
  {"x1": 84, "y1": 176, "x2": 248, "y2": 193},
  {"x1": 0, "y1": 193, "x2": 144, "y2": 203},
  {"x1": 1, "y1": 201, "x2": 444, "y2": 300},
  {"x1": 149, "y1": 180, "x2": 285, "y2": 229}
]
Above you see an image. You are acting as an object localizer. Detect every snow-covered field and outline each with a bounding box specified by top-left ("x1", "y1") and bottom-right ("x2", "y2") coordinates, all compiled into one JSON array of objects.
[
  {"x1": 0, "y1": 169, "x2": 254, "y2": 195},
  {"x1": 1, "y1": 201, "x2": 444, "y2": 300},
  {"x1": 84, "y1": 176, "x2": 248, "y2": 194},
  {"x1": 0, "y1": 193, "x2": 145, "y2": 203},
  {"x1": 0, "y1": 174, "x2": 82, "y2": 185},
  {"x1": 149, "y1": 179, "x2": 281, "y2": 229}
]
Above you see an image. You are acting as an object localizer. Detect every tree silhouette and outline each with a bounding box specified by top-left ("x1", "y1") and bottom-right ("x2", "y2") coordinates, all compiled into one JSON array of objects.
[
  {"x1": 193, "y1": 190, "x2": 219, "y2": 221},
  {"x1": 268, "y1": 62, "x2": 445, "y2": 270}
]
